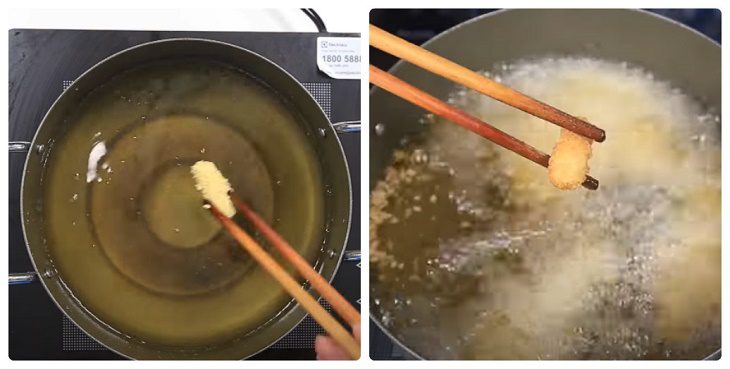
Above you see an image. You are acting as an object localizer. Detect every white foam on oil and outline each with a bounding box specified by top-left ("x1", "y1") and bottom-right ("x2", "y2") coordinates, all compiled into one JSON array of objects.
[
  {"x1": 86, "y1": 141, "x2": 107, "y2": 183},
  {"x1": 371, "y1": 57, "x2": 720, "y2": 359}
]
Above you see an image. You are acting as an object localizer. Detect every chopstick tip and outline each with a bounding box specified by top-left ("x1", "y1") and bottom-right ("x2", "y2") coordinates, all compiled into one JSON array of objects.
[{"x1": 582, "y1": 176, "x2": 599, "y2": 191}]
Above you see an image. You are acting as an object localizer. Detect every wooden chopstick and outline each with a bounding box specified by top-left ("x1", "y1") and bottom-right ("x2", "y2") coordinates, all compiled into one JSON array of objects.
[
  {"x1": 369, "y1": 24, "x2": 606, "y2": 143},
  {"x1": 370, "y1": 65, "x2": 599, "y2": 190},
  {"x1": 208, "y1": 205, "x2": 360, "y2": 359},
  {"x1": 230, "y1": 194, "x2": 361, "y2": 328}
]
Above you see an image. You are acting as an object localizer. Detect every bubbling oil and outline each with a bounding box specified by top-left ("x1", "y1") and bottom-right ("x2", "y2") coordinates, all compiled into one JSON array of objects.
[{"x1": 370, "y1": 57, "x2": 720, "y2": 359}]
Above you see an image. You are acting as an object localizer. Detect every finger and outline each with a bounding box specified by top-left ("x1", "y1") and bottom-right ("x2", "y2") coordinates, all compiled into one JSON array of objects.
[
  {"x1": 315, "y1": 335, "x2": 351, "y2": 360},
  {"x1": 352, "y1": 323, "x2": 361, "y2": 342}
]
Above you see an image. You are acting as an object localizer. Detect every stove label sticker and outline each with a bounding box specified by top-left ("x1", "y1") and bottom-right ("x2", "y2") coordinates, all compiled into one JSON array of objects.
[{"x1": 317, "y1": 37, "x2": 361, "y2": 80}]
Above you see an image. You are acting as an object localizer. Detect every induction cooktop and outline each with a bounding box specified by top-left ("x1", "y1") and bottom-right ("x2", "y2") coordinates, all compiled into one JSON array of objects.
[{"x1": 8, "y1": 28, "x2": 361, "y2": 360}]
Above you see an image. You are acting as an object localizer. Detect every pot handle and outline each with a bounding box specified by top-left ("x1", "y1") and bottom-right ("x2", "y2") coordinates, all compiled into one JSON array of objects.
[
  {"x1": 343, "y1": 250, "x2": 360, "y2": 262},
  {"x1": 9, "y1": 141, "x2": 35, "y2": 285},
  {"x1": 9, "y1": 272, "x2": 37, "y2": 285},
  {"x1": 332, "y1": 121, "x2": 360, "y2": 134},
  {"x1": 9, "y1": 141, "x2": 31, "y2": 153}
]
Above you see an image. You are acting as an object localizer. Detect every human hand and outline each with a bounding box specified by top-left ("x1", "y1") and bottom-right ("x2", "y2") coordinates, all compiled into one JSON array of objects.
[{"x1": 314, "y1": 324, "x2": 361, "y2": 360}]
